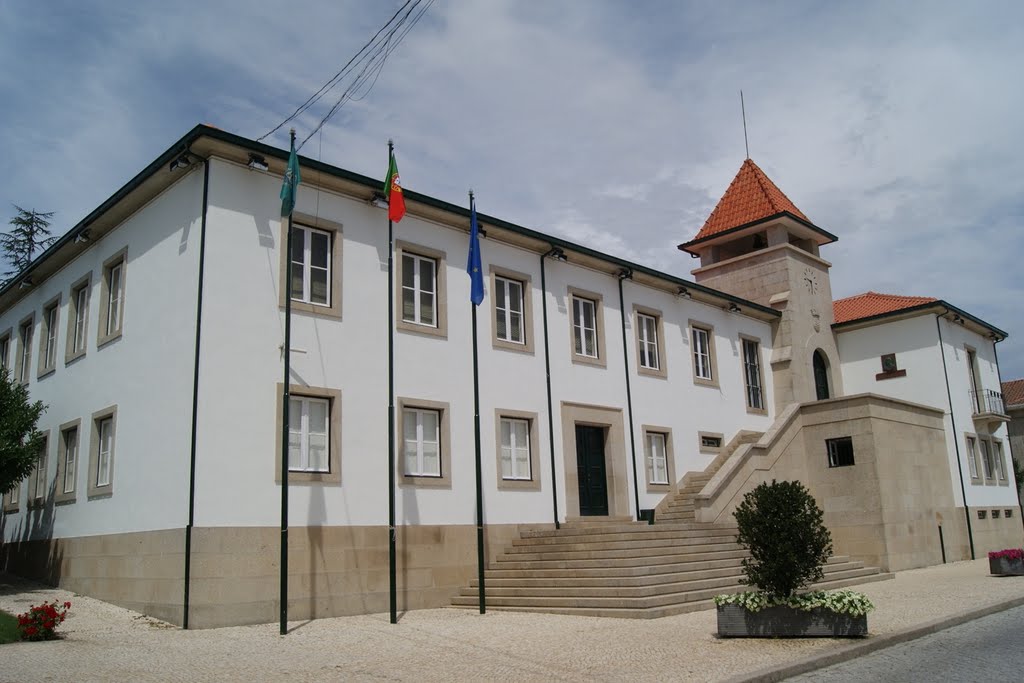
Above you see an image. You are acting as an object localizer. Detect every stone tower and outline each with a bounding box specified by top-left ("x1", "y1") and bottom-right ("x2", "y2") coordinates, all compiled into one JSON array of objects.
[{"x1": 678, "y1": 159, "x2": 842, "y2": 410}]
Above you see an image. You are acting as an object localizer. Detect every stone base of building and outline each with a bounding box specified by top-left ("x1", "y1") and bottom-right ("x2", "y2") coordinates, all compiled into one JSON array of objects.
[{"x1": 0, "y1": 523, "x2": 525, "y2": 629}]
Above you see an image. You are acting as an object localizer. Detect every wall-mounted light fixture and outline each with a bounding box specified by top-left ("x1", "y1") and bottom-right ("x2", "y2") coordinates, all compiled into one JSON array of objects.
[
  {"x1": 247, "y1": 153, "x2": 269, "y2": 172},
  {"x1": 74, "y1": 229, "x2": 91, "y2": 244},
  {"x1": 952, "y1": 313, "x2": 964, "y2": 325},
  {"x1": 169, "y1": 153, "x2": 192, "y2": 172},
  {"x1": 544, "y1": 246, "x2": 567, "y2": 262},
  {"x1": 677, "y1": 286, "x2": 692, "y2": 299},
  {"x1": 618, "y1": 268, "x2": 632, "y2": 281},
  {"x1": 728, "y1": 302, "x2": 741, "y2": 313},
  {"x1": 369, "y1": 192, "x2": 389, "y2": 209},
  {"x1": 18, "y1": 278, "x2": 33, "y2": 289}
]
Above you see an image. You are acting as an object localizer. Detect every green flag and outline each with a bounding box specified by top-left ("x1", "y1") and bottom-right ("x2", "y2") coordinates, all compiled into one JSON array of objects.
[{"x1": 280, "y1": 139, "x2": 301, "y2": 217}]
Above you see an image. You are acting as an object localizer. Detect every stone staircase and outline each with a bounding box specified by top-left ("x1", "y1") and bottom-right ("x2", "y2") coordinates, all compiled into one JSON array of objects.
[{"x1": 451, "y1": 520, "x2": 892, "y2": 618}]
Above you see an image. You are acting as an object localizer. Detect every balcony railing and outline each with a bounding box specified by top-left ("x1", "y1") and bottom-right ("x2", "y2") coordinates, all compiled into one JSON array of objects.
[{"x1": 970, "y1": 389, "x2": 1006, "y2": 416}]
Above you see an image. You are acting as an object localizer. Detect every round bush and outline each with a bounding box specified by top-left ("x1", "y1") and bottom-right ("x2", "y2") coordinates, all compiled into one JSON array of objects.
[{"x1": 734, "y1": 479, "x2": 833, "y2": 598}]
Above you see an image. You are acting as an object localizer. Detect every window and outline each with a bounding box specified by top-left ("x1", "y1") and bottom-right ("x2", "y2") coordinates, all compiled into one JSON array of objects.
[
  {"x1": 275, "y1": 384, "x2": 341, "y2": 484},
  {"x1": 980, "y1": 439, "x2": 993, "y2": 480},
  {"x1": 55, "y1": 420, "x2": 81, "y2": 504},
  {"x1": 742, "y1": 337, "x2": 765, "y2": 412},
  {"x1": 699, "y1": 432, "x2": 724, "y2": 454},
  {"x1": 87, "y1": 405, "x2": 117, "y2": 497},
  {"x1": 15, "y1": 315, "x2": 34, "y2": 385},
  {"x1": 978, "y1": 509, "x2": 987, "y2": 520},
  {"x1": 395, "y1": 241, "x2": 448, "y2": 339},
  {"x1": 490, "y1": 267, "x2": 535, "y2": 354},
  {"x1": 634, "y1": 306, "x2": 667, "y2": 378},
  {"x1": 993, "y1": 440, "x2": 1006, "y2": 482},
  {"x1": 398, "y1": 398, "x2": 451, "y2": 488},
  {"x1": 966, "y1": 435, "x2": 980, "y2": 481},
  {"x1": 568, "y1": 287, "x2": 606, "y2": 367},
  {"x1": 494, "y1": 410, "x2": 540, "y2": 490},
  {"x1": 3, "y1": 483, "x2": 18, "y2": 513},
  {"x1": 28, "y1": 435, "x2": 49, "y2": 505},
  {"x1": 992, "y1": 509, "x2": 1001, "y2": 519},
  {"x1": 278, "y1": 214, "x2": 343, "y2": 318},
  {"x1": 98, "y1": 249, "x2": 127, "y2": 346},
  {"x1": 0, "y1": 328, "x2": 11, "y2": 373},
  {"x1": 38, "y1": 296, "x2": 60, "y2": 377},
  {"x1": 500, "y1": 417, "x2": 531, "y2": 480},
  {"x1": 689, "y1": 321, "x2": 717, "y2": 386},
  {"x1": 827, "y1": 437, "x2": 855, "y2": 468},
  {"x1": 646, "y1": 432, "x2": 669, "y2": 485},
  {"x1": 966, "y1": 347, "x2": 982, "y2": 412},
  {"x1": 66, "y1": 275, "x2": 91, "y2": 363}
]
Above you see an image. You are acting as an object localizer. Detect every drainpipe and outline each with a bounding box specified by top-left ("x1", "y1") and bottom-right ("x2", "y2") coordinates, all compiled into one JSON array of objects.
[
  {"x1": 617, "y1": 269, "x2": 642, "y2": 522},
  {"x1": 183, "y1": 156, "x2": 210, "y2": 629},
  {"x1": 540, "y1": 247, "x2": 564, "y2": 529},
  {"x1": 936, "y1": 312, "x2": 975, "y2": 560}
]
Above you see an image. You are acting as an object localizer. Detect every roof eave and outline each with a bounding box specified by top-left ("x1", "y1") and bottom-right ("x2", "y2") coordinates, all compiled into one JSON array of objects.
[
  {"x1": 677, "y1": 211, "x2": 838, "y2": 256},
  {"x1": 832, "y1": 300, "x2": 1008, "y2": 340}
]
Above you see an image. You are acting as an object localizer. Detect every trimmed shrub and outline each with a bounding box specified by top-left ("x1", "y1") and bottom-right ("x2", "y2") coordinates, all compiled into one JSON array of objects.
[{"x1": 734, "y1": 479, "x2": 833, "y2": 598}]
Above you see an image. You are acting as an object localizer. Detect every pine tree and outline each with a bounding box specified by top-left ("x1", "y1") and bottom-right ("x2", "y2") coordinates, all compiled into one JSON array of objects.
[{"x1": 1, "y1": 205, "x2": 56, "y2": 283}]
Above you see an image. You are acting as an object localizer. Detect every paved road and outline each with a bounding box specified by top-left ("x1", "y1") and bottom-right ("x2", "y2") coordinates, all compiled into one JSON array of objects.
[{"x1": 786, "y1": 604, "x2": 1024, "y2": 682}]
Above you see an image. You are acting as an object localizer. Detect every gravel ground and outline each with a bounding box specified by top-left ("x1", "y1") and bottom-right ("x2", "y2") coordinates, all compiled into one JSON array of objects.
[{"x1": 2, "y1": 559, "x2": 1024, "y2": 683}]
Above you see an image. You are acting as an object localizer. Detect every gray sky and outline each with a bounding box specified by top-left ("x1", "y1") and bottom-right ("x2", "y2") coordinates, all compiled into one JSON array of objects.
[{"x1": 2, "y1": 0, "x2": 1022, "y2": 378}]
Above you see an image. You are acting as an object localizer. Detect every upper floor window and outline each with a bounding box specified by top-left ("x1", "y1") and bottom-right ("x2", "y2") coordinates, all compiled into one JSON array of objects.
[
  {"x1": 66, "y1": 275, "x2": 90, "y2": 363},
  {"x1": 0, "y1": 328, "x2": 11, "y2": 373},
  {"x1": 16, "y1": 316, "x2": 34, "y2": 384},
  {"x1": 645, "y1": 432, "x2": 669, "y2": 485},
  {"x1": 288, "y1": 395, "x2": 330, "y2": 473},
  {"x1": 403, "y1": 407, "x2": 441, "y2": 477},
  {"x1": 690, "y1": 323, "x2": 717, "y2": 386},
  {"x1": 966, "y1": 435, "x2": 980, "y2": 481},
  {"x1": 494, "y1": 276, "x2": 524, "y2": 344},
  {"x1": 827, "y1": 437, "x2": 855, "y2": 468},
  {"x1": 637, "y1": 313, "x2": 659, "y2": 370},
  {"x1": 499, "y1": 416, "x2": 532, "y2": 481},
  {"x1": 742, "y1": 338, "x2": 765, "y2": 411},
  {"x1": 88, "y1": 405, "x2": 117, "y2": 498},
  {"x1": 568, "y1": 287, "x2": 607, "y2": 367},
  {"x1": 290, "y1": 224, "x2": 331, "y2": 307},
  {"x1": 98, "y1": 249, "x2": 127, "y2": 346},
  {"x1": 395, "y1": 242, "x2": 448, "y2": 340},
  {"x1": 39, "y1": 297, "x2": 60, "y2": 376}
]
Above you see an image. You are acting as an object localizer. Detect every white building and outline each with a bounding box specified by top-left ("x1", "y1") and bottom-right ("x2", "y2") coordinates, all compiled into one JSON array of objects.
[{"x1": 1, "y1": 126, "x2": 1018, "y2": 627}]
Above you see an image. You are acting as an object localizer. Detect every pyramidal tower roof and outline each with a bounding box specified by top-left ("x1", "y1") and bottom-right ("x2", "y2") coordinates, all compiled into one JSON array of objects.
[{"x1": 680, "y1": 158, "x2": 835, "y2": 253}]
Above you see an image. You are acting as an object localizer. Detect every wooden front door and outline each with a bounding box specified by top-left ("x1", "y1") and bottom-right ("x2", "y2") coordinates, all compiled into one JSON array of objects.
[{"x1": 575, "y1": 425, "x2": 609, "y2": 516}]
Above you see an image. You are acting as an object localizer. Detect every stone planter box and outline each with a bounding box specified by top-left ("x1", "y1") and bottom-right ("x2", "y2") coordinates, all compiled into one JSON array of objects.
[
  {"x1": 989, "y1": 557, "x2": 1024, "y2": 576},
  {"x1": 717, "y1": 603, "x2": 868, "y2": 638}
]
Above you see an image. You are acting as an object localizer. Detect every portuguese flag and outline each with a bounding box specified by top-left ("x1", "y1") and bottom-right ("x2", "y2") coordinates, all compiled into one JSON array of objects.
[{"x1": 384, "y1": 151, "x2": 406, "y2": 222}]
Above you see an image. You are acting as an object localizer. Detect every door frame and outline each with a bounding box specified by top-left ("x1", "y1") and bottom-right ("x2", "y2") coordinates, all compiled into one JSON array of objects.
[{"x1": 560, "y1": 401, "x2": 631, "y2": 520}]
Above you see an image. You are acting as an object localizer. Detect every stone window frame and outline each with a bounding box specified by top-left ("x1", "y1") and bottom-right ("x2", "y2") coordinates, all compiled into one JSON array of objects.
[
  {"x1": 980, "y1": 436, "x2": 1009, "y2": 487},
  {"x1": 964, "y1": 432, "x2": 982, "y2": 484},
  {"x1": 3, "y1": 481, "x2": 19, "y2": 513},
  {"x1": 0, "y1": 326, "x2": 12, "y2": 374},
  {"x1": 395, "y1": 240, "x2": 448, "y2": 340},
  {"x1": 489, "y1": 266, "x2": 536, "y2": 355},
  {"x1": 278, "y1": 212, "x2": 344, "y2": 319},
  {"x1": 633, "y1": 304, "x2": 668, "y2": 379},
  {"x1": 65, "y1": 272, "x2": 91, "y2": 364},
  {"x1": 397, "y1": 397, "x2": 452, "y2": 489},
  {"x1": 976, "y1": 435, "x2": 1002, "y2": 485},
  {"x1": 642, "y1": 424, "x2": 676, "y2": 493},
  {"x1": 54, "y1": 418, "x2": 82, "y2": 504},
  {"x1": 274, "y1": 383, "x2": 342, "y2": 485},
  {"x1": 26, "y1": 430, "x2": 50, "y2": 508},
  {"x1": 698, "y1": 431, "x2": 725, "y2": 455},
  {"x1": 688, "y1": 319, "x2": 719, "y2": 388},
  {"x1": 826, "y1": 436, "x2": 855, "y2": 468},
  {"x1": 15, "y1": 313, "x2": 35, "y2": 386},
  {"x1": 87, "y1": 404, "x2": 118, "y2": 498},
  {"x1": 37, "y1": 294, "x2": 61, "y2": 379},
  {"x1": 97, "y1": 247, "x2": 128, "y2": 348},
  {"x1": 740, "y1": 334, "x2": 767, "y2": 415},
  {"x1": 567, "y1": 286, "x2": 607, "y2": 368},
  {"x1": 494, "y1": 408, "x2": 541, "y2": 491}
]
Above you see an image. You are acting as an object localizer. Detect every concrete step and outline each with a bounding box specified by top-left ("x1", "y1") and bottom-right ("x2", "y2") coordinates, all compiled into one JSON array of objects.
[
  {"x1": 509, "y1": 526, "x2": 735, "y2": 547},
  {"x1": 504, "y1": 534, "x2": 738, "y2": 554},
  {"x1": 476, "y1": 564, "x2": 746, "y2": 588},
  {"x1": 519, "y1": 522, "x2": 734, "y2": 539},
  {"x1": 496, "y1": 541, "x2": 742, "y2": 563},
  {"x1": 491, "y1": 548, "x2": 749, "y2": 571},
  {"x1": 483, "y1": 556, "x2": 747, "y2": 579}
]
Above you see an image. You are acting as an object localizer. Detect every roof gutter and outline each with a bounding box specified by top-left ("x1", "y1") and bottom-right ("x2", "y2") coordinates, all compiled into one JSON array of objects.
[{"x1": 832, "y1": 301, "x2": 1007, "y2": 340}]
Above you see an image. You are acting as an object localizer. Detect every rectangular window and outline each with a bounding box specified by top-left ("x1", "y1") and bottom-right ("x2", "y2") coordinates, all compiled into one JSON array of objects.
[
  {"x1": 39, "y1": 298, "x2": 60, "y2": 375},
  {"x1": 637, "y1": 313, "x2": 659, "y2": 370},
  {"x1": 992, "y1": 509, "x2": 1001, "y2": 519},
  {"x1": 288, "y1": 395, "x2": 330, "y2": 473},
  {"x1": 17, "y1": 317, "x2": 33, "y2": 384},
  {"x1": 500, "y1": 417, "x2": 531, "y2": 480},
  {"x1": 827, "y1": 437, "x2": 855, "y2": 468},
  {"x1": 742, "y1": 338, "x2": 764, "y2": 410},
  {"x1": 67, "y1": 277, "x2": 91, "y2": 362},
  {"x1": 96, "y1": 417, "x2": 113, "y2": 487},
  {"x1": 993, "y1": 441, "x2": 1006, "y2": 481},
  {"x1": 980, "y1": 439, "x2": 993, "y2": 480},
  {"x1": 403, "y1": 408, "x2": 442, "y2": 477},
  {"x1": 32, "y1": 442, "x2": 48, "y2": 502},
  {"x1": 290, "y1": 224, "x2": 332, "y2": 306},
  {"x1": 98, "y1": 250, "x2": 127, "y2": 346},
  {"x1": 966, "y1": 435, "x2": 979, "y2": 480},
  {"x1": 3, "y1": 483, "x2": 19, "y2": 512},
  {"x1": 701, "y1": 435, "x2": 722, "y2": 450},
  {"x1": 402, "y1": 253, "x2": 437, "y2": 327},
  {"x1": 62, "y1": 427, "x2": 78, "y2": 495},
  {"x1": 646, "y1": 432, "x2": 669, "y2": 485},
  {"x1": 494, "y1": 276, "x2": 524, "y2": 344},
  {"x1": 692, "y1": 326, "x2": 713, "y2": 382},
  {"x1": 572, "y1": 296, "x2": 598, "y2": 358},
  {"x1": 0, "y1": 330, "x2": 10, "y2": 373}
]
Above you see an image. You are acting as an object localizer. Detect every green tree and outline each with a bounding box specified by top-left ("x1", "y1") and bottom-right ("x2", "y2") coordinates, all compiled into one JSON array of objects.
[
  {"x1": 734, "y1": 479, "x2": 834, "y2": 598},
  {"x1": 1, "y1": 205, "x2": 56, "y2": 283},
  {"x1": 0, "y1": 367, "x2": 47, "y2": 496}
]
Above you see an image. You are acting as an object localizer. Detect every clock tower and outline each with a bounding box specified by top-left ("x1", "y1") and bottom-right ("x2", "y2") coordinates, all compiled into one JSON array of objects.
[{"x1": 678, "y1": 159, "x2": 842, "y2": 409}]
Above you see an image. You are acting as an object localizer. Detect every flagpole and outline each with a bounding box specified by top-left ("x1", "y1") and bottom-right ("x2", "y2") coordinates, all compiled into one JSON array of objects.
[
  {"x1": 280, "y1": 128, "x2": 296, "y2": 636},
  {"x1": 469, "y1": 191, "x2": 486, "y2": 614},
  {"x1": 387, "y1": 140, "x2": 398, "y2": 625}
]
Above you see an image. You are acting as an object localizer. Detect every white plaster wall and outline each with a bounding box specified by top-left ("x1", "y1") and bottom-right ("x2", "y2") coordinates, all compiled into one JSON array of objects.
[
  {"x1": 194, "y1": 158, "x2": 776, "y2": 528},
  {"x1": 0, "y1": 169, "x2": 205, "y2": 541},
  {"x1": 837, "y1": 313, "x2": 1017, "y2": 508}
]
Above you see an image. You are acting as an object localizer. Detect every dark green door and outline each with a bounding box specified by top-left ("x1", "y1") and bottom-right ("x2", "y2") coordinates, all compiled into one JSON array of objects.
[{"x1": 575, "y1": 425, "x2": 609, "y2": 516}]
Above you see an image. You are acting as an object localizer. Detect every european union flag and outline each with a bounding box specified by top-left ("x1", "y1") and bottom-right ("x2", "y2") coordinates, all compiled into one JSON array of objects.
[{"x1": 467, "y1": 195, "x2": 484, "y2": 306}]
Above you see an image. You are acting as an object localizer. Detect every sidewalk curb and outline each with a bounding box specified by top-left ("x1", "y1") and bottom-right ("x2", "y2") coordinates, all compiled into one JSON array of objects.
[{"x1": 728, "y1": 595, "x2": 1024, "y2": 682}]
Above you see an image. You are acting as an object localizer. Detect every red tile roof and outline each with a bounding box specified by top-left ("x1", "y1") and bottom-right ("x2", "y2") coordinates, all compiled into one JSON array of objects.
[
  {"x1": 689, "y1": 159, "x2": 809, "y2": 242},
  {"x1": 1003, "y1": 379, "x2": 1024, "y2": 408},
  {"x1": 832, "y1": 291, "x2": 938, "y2": 325}
]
